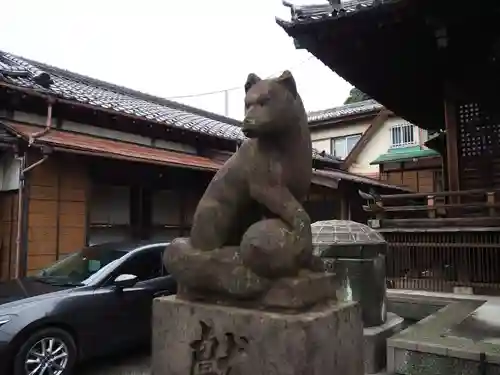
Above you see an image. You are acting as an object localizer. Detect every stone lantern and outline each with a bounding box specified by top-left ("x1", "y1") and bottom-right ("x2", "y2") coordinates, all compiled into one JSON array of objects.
[{"x1": 312, "y1": 220, "x2": 388, "y2": 327}]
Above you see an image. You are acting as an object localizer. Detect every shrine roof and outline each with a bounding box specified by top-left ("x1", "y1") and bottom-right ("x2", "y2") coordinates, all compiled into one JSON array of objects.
[{"x1": 276, "y1": 0, "x2": 466, "y2": 132}]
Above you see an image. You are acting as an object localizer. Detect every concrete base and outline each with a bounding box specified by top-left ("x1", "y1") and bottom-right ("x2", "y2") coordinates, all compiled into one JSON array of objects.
[
  {"x1": 387, "y1": 299, "x2": 500, "y2": 375},
  {"x1": 364, "y1": 312, "x2": 404, "y2": 374},
  {"x1": 152, "y1": 296, "x2": 364, "y2": 375}
]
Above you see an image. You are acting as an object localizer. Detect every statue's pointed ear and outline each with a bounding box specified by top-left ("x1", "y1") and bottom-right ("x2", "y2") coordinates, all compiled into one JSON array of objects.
[
  {"x1": 244, "y1": 73, "x2": 261, "y2": 93},
  {"x1": 276, "y1": 70, "x2": 297, "y2": 98}
]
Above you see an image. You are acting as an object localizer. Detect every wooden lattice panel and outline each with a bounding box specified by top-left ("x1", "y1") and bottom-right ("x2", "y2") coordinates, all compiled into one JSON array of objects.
[
  {"x1": 384, "y1": 230, "x2": 500, "y2": 294},
  {"x1": 458, "y1": 102, "x2": 500, "y2": 156},
  {"x1": 457, "y1": 102, "x2": 500, "y2": 190},
  {"x1": 458, "y1": 102, "x2": 484, "y2": 157}
]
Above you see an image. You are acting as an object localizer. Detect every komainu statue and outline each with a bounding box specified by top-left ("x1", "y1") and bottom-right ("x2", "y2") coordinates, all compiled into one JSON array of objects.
[{"x1": 164, "y1": 70, "x2": 335, "y2": 310}]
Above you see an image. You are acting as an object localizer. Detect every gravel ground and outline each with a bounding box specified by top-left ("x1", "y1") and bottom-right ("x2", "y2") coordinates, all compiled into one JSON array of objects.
[
  {"x1": 73, "y1": 348, "x2": 388, "y2": 375},
  {"x1": 75, "y1": 349, "x2": 151, "y2": 375}
]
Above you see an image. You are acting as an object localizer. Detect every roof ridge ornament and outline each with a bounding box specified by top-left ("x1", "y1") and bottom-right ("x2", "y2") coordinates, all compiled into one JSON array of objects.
[
  {"x1": 1, "y1": 52, "x2": 53, "y2": 88},
  {"x1": 282, "y1": 1, "x2": 335, "y2": 22},
  {"x1": 281, "y1": 0, "x2": 390, "y2": 23}
]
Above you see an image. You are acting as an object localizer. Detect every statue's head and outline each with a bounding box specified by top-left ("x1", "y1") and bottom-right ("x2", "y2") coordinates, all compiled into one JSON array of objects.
[{"x1": 242, "y1": 70, "x2": 305, "y2": 138}]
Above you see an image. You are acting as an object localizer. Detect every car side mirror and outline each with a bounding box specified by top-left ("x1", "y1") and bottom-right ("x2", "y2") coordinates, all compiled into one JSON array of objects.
[{"x1": 113, "y1": 274, "x2": 138, "y2": 289}]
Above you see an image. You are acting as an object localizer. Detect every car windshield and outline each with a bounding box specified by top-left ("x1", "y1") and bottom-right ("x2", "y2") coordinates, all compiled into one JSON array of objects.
[{"x1": 33, "y1": 245, "x2": 128, "y2": 286}]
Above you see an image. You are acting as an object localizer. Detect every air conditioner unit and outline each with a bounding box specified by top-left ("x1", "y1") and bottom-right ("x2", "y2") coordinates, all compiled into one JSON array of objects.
[{"x1": 0, "y1": 153, "x2": 21, "y2": 191}]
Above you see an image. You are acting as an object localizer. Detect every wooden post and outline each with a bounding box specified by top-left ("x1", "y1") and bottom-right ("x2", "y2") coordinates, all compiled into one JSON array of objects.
[
  {"x1": 444, "y1": 85, "x2": 460, "y2": 203},
  {"x1": 340, "y1": 198, "x2": 350, "y2": 220},
  {"x1": 374, "y1": 199, "x2": 385, "y2": 220},
  {"x1": 427, "y1": 195, "x2": 436, "y2": 218},
  {"x1": 487, "y1": 192, "x2": 496, "y2": 217}
]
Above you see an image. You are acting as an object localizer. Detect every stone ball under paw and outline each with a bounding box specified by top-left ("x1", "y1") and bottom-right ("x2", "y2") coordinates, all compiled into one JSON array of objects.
[
  {"x1": 164, "y1": 238, "x2": 269, "y2": 298},
  {"x1": 240, "y1": 218, "x2": 301, "y2": 278}
]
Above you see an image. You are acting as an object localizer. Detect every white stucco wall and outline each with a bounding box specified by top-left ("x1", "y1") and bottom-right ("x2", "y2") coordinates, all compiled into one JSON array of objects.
[
  {"x1": 310, "y1": 116, "x2": 427, "y2": 176},
  {"x1": 311, "y1": 121, "x2": 370, "y2": 160}
]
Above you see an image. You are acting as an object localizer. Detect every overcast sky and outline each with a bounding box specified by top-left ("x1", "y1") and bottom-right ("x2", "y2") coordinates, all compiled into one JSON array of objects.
[{"x1": 0, "y1": 0, "x2": 352, "y2": 120}]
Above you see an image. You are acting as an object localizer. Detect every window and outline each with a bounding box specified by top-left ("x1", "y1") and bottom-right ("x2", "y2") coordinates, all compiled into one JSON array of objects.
[
  {"x1": 88, "y1": 185, "x2": 131, "y2": 245},
  {"x1": 390, "y1": 123, "x2": 416, "y2": 148},
  {"x1": 38, "y1": 247, "x2": 127, "y2": 284},
  {"x1": 115, "y1": 248, "x2": 164, "y2": 282},
  {"x1": 330, "y1": 134, "x2": 362, "y2": 159}
]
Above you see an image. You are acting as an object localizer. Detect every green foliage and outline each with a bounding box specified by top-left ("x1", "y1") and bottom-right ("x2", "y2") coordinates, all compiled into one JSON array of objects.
[{"x1": 344, "y1": 87, "x2": 371, "y2": 104}]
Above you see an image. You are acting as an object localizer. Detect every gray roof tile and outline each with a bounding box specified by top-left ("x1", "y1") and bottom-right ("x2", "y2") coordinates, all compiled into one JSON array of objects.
[
  {"x1": 308, "y1": 99, "x2": 383, "y2": 123},
  {"x1": 0, "y1": 51, "x2": 245, "y2": 142}
]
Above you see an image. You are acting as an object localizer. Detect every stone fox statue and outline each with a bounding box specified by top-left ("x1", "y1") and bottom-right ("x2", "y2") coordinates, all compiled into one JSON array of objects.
[{"x1": 164, "y1": 70, "x2": 318, "y2": 300}]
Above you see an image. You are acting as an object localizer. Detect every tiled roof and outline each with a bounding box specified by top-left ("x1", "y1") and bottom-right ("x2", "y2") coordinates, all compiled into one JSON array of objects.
[
  {"x1": 312, "y1": 148, "x2": 342, "y2": 164},
  {"x1": 0, "y1": 51, "x2": 245, "y2": 141},
  {"x1": 3, "y1": 122, "x2": 222, "y2": 171},
  {"x1": 308, "y1": 99, "x2": 383, "y2": 123},
  {"x1": 370, "y1": 146, "x2": 440, "y2": 165},
  {"x1": 313, "y1": 168, "x2": 411, "y2": 192},
  {"x1": 0, "y1": 50, "x2": 341, "y2": 165},
  {"x1": 278, "y1": 0, "x2": 400, "y2": 25}
]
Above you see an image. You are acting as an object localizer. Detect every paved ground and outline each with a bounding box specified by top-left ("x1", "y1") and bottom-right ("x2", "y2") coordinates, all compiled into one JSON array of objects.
[{"x1": 75, "y1": 349, "x2": 150, "y2": 375}]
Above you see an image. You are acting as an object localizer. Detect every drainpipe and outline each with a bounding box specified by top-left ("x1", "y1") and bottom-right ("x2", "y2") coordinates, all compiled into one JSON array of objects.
[
  {"x1": 14, "y1": 99, "x2": 54, "y2": 278},
  {"x1": 14, "y1": 152, "x2": 51, "y2": 279},
  {"x1": 29, "y1": 98, "x2": 55, "y2": 145},
  {"x1": 22, "y1": 155, "x2": 49, "y2": 174},
  {"x1": 14, "y1": 155, "x2": 25, "y2": 279}
]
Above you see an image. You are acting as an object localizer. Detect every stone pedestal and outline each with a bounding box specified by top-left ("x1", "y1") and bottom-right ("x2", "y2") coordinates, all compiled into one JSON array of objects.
[
  {"x1": 363, "y1": 312, "x2": 404, "y2": 374},
  {"x1": 152, "y1": 296, "x2": 364, "y2": 375}
]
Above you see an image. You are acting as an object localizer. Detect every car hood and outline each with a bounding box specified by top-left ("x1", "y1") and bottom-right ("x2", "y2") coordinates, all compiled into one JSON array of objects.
[{"x1": 0, "y1": 278, "x2": 73, "y2": 306}]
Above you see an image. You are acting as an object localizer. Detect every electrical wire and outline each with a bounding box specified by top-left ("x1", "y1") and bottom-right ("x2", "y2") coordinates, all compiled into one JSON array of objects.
[{"x1": 166, "y1": 55, "x2": 315, "y2": 100}]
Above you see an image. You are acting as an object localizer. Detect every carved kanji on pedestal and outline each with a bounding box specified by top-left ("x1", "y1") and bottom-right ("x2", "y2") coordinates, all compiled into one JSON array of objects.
[{"x1": 190, "y1": 321, "x2": 248, "y2": 375}]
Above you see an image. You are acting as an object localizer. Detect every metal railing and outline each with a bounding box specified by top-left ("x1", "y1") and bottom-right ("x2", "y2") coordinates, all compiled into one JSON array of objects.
[{"x1": 364, "y1": 188, "x2": 500, "y2": 229}]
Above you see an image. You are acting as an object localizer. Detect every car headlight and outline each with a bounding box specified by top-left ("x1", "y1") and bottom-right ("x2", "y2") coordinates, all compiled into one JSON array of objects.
[{"x1": 0, "y1": 315, "x2": 15, "y2": 328}]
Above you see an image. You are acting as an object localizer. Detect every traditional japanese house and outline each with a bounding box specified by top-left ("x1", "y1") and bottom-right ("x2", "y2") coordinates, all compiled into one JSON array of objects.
[
  {"x1": 0, "y1": 50, "x2": 407, "y2": 280},
  {"x1": 278, "y1": 0, "x2": 500, "y2": 294}
]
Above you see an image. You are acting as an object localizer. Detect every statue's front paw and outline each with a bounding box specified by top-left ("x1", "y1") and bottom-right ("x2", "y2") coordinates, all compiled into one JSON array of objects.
[{"x1": 165, "y1": 238, "x2": 270, "y2": 299}]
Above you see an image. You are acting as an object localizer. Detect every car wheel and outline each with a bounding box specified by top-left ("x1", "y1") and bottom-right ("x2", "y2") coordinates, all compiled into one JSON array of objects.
[{"x1": 13, "y1": 327, "x2": 77, "y2": 375}]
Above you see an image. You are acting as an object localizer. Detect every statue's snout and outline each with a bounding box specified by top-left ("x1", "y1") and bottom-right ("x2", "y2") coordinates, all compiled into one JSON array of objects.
[
  {"x1": 243, "y1": 118, "x2": 256, "y2": 126},
  {"x1": 242, "y1": 118, "x2": 258, "y2": 137}
]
